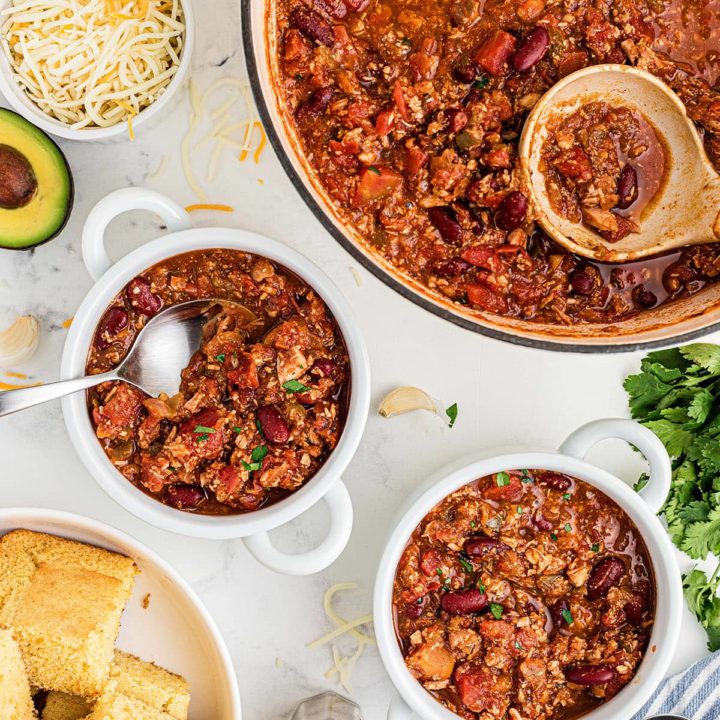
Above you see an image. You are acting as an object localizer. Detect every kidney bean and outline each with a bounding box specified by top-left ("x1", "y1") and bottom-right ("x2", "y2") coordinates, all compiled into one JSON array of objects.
[
  {"x1": 564, "y1": 665, "x2": 618, "y2": 686},
  {"x1": 343, "y1": 0, "x2": 370, "y2": 12},
  {"x1": 532, "y1": 510, "x2": 554, "y2": 532},
  {"x1": 633, "y1": 286, "x2": 658, "y2": 309},
  {"x1": 551, "y1": 599, "x2": 572, "y2": 630},
  {"x1": 296, "y1": 86, "x2": 334, "y2": 121},
  {"x1": 311, "y1": 358, "x2": 337, "y2": 378},
  {"x1": 405, "y1": 600, "x2": 425, "y2": 619},
  {"x1": 434, "y1": 258, "x2": 471, "y2": 279},
  {"x1": 616, "y1": 164, "x2": 639, "y2": 209},
  {"x1": 512, "y1": 26, "x2": 549, "y2": 72},
  {"x1": 314, "y1": 0, "x2": 347, "y2": 19},
  {"x1": 126, "y1": 277, "x2": 162, "y2": 317},
  {"x1": 538, "y1": 471, "x2": 572, "y2": 492},
  {"x1": 441, "y1": 588, "x2": 488, "y2": 615},
  {"x1": 95, "y1": 307, "x2": 128, "y2": 349},
  {"x1": 495, "y1": 191, "x2": 528, "y2": 231},
  {"x1": 428, "y1": 206, "x2": 464, "y2": 245},
  {"x1": 624, "y1": 591, "x2": 647, "y2": 625},
  {"x1": 465, "y1": 536, "x2": 509, "y2": 556},
  {"x1": 163, "y1": 484, "x2": 207, "y2": 510},
  {"x1": 446, "y1": 108, "x2": 469, "y2": 133},
  {"x1": 569, "y1": 268, "x2": 598, "y2": 296},
  {"x1": 587, "y1": 557, "x2": 625, "y2": 599},
  {"x1": 257, "y1": 405, "x2": 290, "y2": 444},
  {"x1": 453, "y1": 58, "x2": 478, "y2": 84},
  {"x1": 289, "y1": 7, "x2": 334, "y2": 45}
]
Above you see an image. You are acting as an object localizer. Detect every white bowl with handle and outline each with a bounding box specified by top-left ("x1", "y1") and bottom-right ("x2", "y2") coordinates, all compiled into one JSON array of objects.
[
  {"x1": 0, "y1": 507, "x2": 241, "y2": 719},
  {"x1": 60, "y1": 187, "x2": 371, "y2": 575},
  {"x1": 374, "y1": 418, "x2": 682, "y2": 720}
]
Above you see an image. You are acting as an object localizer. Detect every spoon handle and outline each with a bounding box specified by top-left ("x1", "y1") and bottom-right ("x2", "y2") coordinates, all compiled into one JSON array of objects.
[{"x1": 0, "y1": 372, "x2": 118, "y2": 418}]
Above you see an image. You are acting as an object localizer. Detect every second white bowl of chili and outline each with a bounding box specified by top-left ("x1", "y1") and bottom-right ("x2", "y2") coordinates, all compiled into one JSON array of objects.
[
  {"x1": 374, "y1": 418, "x2": 682, "y2": 720},
  {"x1": 60, "y1": 187, "x2": 371, "y2": 575}
]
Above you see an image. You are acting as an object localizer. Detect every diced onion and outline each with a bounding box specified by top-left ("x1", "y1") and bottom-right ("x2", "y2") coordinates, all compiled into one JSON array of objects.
[{"x1": 0, "y1": 0, "x2": 186, "y2": 130}]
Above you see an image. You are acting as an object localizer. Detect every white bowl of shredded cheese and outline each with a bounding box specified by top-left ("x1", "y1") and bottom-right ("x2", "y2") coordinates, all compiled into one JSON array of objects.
[{"x1": 0, "y1": 0, "x2": 193, "y2": 142}]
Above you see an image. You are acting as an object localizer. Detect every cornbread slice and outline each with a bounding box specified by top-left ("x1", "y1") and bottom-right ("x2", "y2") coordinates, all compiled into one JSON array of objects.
[
  {"x1": 0, "y1": 628, "x2": 36, "y2": 720},
  {"x1": 86, "y1": 685, "x2": 175, "y2": 720},
  {"x1": 0, "y1": 530, "x2": 137, "y2": 696},
  {"x1": 109, "y1": 652, "x2": 189, "y2": 719},
  {"x1": 41, "y1": 692, "x2": 91, "y2": 720}
]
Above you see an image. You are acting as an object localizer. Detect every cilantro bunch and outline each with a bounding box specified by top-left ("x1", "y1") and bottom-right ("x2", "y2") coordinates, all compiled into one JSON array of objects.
[{"x1": 625, "y1": 343, "x2": 720, "y2": 649}]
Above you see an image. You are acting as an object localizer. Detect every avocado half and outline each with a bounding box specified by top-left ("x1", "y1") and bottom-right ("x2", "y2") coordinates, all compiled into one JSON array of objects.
[{"x1": 0, "y1": 108, "x2": 74, "y2": 250}]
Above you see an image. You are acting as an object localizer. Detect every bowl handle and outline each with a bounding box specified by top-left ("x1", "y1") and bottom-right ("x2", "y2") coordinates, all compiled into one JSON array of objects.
[
  {"x1": 559, "y1": 418, "x2": 671, "y2": 515},
  {"x1": 82, "y1": 188, "x2": 192, "y2": 282},
  {"x1": 242, "y1": 481, "x2": 353, "y2": 575},
  {"x1": 387, "y1": 693, "x2": 419, "y2": 720}
]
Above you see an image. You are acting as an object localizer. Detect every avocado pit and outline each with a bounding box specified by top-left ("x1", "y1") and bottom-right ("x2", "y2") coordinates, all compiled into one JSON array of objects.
[{"x1": 0, "y1": 144, "x2": 37, "y2": 210}]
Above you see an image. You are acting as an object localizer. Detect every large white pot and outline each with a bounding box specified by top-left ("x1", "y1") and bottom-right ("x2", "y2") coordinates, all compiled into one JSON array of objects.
[
  {"x1": 61, "y1": 188, "x2": 371, "y2": 575},
  {"x1": 373, "y1": 418, "x2": 682, "y2": 720}
]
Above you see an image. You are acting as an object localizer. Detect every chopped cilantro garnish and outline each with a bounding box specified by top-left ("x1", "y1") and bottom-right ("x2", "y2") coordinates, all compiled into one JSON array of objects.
[
  {"x1": 561, "y1": 608, "x2": 574, "y2": 624},
  {"x1": 516, "y1": 506, "x2": 523, "y2": 514},
  {"x1": 251, "y1": 445, "x2": 268, "y2": 463},
  {"x1": 194, "y1": 425, "x2": 216, "y2": 434},
  {"x1": 256, "y1": 418, "x2": 264, "y2": 436},
  {"x1": 216, "y1": 354, "x2": 225, "y2": 362},
  {"x1": 563, "y1": 493, "x2": 571, "y2": 501},
  {"x1": 550, "y1": 533, "x2": 558, "y2": 541},
  {"x1": 490, "y1": 603, "x2": 503, "y2": 619},
  {"x1": 496, "y1": 472, "x2": 510, "y2": 487},
  {"x1": 233, "y1": 427, "x2": 242, "y2": 434},
  {"x1": 591, "y1": 543, "x2": 600, "y2": 552},
  {"x1": 459, "y1": 556, "x2": 474, "y2": 573},
  {"x1": 168, "y1": 466, "x2": 177, "y2": 472},
  {"x1": 514, "y1": 641, "x2": 524, "y2": 650},
  {"x1": 436, "y1": 568, "x2": 444, "y2": 576},
  {"x1": 197, "y1": 434, "x2": 209, "y2": 442},
  {"x1": 564, "y1": 523, "x2": 572, "y2": 532},
  {"x1": 401, "y1": 37, "x2": 412, "y2": 47},
  {"x1": 470, "y1": 520, "x2": 476, "y2": 528},
  {"x1": 282, "y1": 379, "x2": 311, "y2": 394},
  {"x1": 445, "y1": 402, "x2": 458, "y2": 428},
  {"x1": 368, "y1": 165, "x2": 381, "y2": 175},
  {"x1": 473, "y1": 74, "x2": 489, "y2": 89},
  {"x1": 477, "y1": 581, "x2": 486, "y2": 593},
  {"x1": 442, "y1": 583, "x2": 451, "y2": 591}
]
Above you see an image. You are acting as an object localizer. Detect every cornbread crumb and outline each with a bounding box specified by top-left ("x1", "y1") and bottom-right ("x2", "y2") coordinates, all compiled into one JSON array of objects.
[
  {"x1": 0, "y1": 628, "x2": 36, "y2": 720},
  {"x1": 142, "y1": 593, "x2": 151, "y2": 610},
  {"x1": 86, "y1": 686, "x2": 176, "y2": 720},
  {"x1": 41, "y1": 692, "x2": 90, "y2": 720},
  {"x1": 0, "y1": 530, "x2": 137, "y2": 696}
]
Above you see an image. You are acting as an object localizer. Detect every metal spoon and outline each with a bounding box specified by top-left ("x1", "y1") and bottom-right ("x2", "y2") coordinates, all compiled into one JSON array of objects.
[
  {"x1": 0, "y1": 300, "x2": 221, "y2": 418},
  {"x1": 520, "y1": 64, "x2": 720, "y2": 263}
]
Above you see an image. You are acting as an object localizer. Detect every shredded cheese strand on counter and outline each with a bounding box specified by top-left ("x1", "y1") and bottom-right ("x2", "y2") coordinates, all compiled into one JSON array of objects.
[
  {"x1": 0, "y1": 0, "x2": 185, "y2": 130},
  {"x1": 185, "y1": 203, "x2": 234, "y2": 213},
  {"x1": 308, "y1": 583, "x2": 374, "y2": 693}
]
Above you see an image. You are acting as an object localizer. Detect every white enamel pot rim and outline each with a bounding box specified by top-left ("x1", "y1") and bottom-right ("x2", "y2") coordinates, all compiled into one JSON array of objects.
[
  {"x1": 0, "y1": 507, "x2": 241, "y2": 719},
  {"x1": 374, "y1": 418, "x2": 683, "y2": 720},
  {"x1": 60, "y1": 187, "x2": 371, "y2": 575},
  {"x1": 0, "y1": 0, "x2": 195, "y2": 142}
]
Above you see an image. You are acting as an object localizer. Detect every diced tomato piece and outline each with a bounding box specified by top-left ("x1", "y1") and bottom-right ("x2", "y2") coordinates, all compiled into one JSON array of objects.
[
  {"x1": 461, "y1": 246, "x2": 496, "y2": 269},
  {"x1": 405, "y1": 144, "x2": 429, "y2": 176},
  {"x1": 483, "y1": 474, "x2": 524, "y2": 501},
  {"x1": 420, "y1": 548, "x2": 443, "y2": 577},
  {"x1": 552, "y1": 146, "x2": 593, "y2": 180},
  {"x1": 465, "y1": 283, "x2": 509, "y2": 314},
  {"x1": 226, "y1": 353, "x2": 259, "y2": 389},
  {"x1": 353, "y1": 166, "x2": 403, "y2": 207},
  {"x1": 455, "y1": 667, "x2": 511, "y2": 716},
  {"x1": 375, "y1": 109, "x2": 395, "y2": 136},
  {"x1": 472, "y1": 30, "x2": 517, "y2": 76},
  {"x1": 101, "y1": 384, "x2": 144, "y2": 427},
  {"x1": 393, "y1": 81, "x2": 410, "y2": 120},
  {"x1": 218, "y1": 465, "x2": 241, "y2": 495}
]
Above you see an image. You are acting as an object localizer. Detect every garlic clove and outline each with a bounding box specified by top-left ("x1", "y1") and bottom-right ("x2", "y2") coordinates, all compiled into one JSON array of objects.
[
  {"x1": 378, "y1": 386, "x2": 438, "y2": 418},
  {"x1": 0, "y1": 315, "x2": 40, "y2": 368}
]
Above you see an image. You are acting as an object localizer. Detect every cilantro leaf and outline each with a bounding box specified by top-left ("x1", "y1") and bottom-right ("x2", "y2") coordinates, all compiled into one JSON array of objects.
[
  {"x1": 446, "y1": 402, "x2": 458, "y2": 428},
  {"x1": 282, "y1": 379, "x2": 310, "y2": 394},
  {"x1": 681, "y1": 344, "x2": 720, "y2": 375},
  {"x1": 683, "y1": 568, "x2": 720, "y2": 651}
]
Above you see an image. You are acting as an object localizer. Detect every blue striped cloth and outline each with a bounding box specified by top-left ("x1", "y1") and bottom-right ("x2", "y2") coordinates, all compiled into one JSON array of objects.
[{"x1": 631, "y1": 652, "x2": 720, "y2": 719}]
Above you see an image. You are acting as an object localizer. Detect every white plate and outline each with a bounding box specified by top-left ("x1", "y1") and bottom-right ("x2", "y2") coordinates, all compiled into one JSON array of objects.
[{"x1": 0, "y1": 508, "x2": 241, "y2": 719}]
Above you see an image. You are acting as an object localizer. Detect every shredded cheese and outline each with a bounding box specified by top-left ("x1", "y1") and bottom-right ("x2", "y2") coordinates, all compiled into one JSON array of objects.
[
  {"x1": 62, "y1": 316, "x2": 74, "y2": 329},
  {"x1": 5, "y1": 370, "x2": 28, "y2": 379},
  {"x1": 1, "y1": 0, "x2": 186, "y2": 130},
  {"x1": 308, "y1": 583, "x2": 375, "y2": 694},
  {"x1": 148, "y1": 154, "x2": 169, "y2": 180},
  {"x1": 0, "y1": 380, "x2": 41, "y2": 390},
  {"x1": 185, "y1": 203, "x2": 234, "y2": 213}
]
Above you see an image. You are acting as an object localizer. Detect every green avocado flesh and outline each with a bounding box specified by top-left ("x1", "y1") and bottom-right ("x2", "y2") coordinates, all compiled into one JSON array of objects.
[{"x1": 0, "y1": 108, "x2": 73, "y2": 249}]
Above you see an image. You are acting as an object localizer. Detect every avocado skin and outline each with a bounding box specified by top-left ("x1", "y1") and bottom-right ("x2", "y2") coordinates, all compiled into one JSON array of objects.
[{"x1": 0, "y1": 108, "x2": 74, "y2": 251}]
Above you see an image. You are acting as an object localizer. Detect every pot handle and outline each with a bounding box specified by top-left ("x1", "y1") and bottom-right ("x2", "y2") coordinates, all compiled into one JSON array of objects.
[
  {"x1": 82, "y1": 188, "x2": 192, "y2": 282},
  {"x1": 559, "y1": 418, "x2": 671, "y2": 515},
  {"x1": 242, "y1": 481, "x2": 353, "y2": 575},
  {"x1": 387, "y1": 694, "x2": 419, "y2": 720}
]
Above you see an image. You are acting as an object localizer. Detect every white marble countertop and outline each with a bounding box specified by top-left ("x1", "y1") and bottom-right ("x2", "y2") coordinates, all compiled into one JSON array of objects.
[{"x1": 0, "y1": 1, "x2": 716, "y2": 718}]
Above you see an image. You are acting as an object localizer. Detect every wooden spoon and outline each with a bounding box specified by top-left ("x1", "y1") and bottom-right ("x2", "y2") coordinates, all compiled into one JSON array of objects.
[{"x1": 519, "y1": 64, "x2": 720, "y2": 263}]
